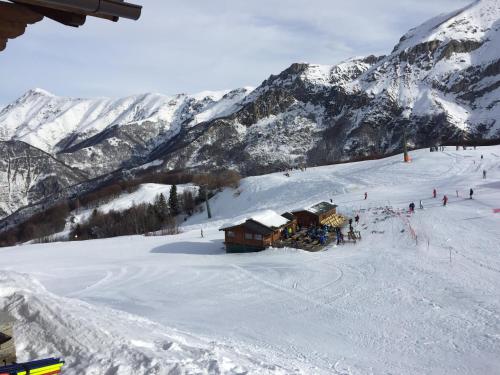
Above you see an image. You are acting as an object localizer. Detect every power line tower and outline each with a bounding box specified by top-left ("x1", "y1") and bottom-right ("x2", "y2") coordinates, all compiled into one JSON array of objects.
[
  {"x1": 204, "y1": 186, "x2": 212, "y2": 219},
  {"x1": 403, "y1": 125, "x2": 410, "y2": 163}
]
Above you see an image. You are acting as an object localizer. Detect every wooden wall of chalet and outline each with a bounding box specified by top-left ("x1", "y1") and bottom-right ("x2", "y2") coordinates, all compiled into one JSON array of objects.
[
  {"x1": 224, "y1": 226, "x2": 266, "y2": 252},
  {"x1": 293, "y1": 211, "x2": 320, "y2": 227},
  {"x1": 293, "y1": 208, "x2": 337, "y2": 228},
  {"x1": 223, "y1": 225, "x2": 282, "y2": 253}
]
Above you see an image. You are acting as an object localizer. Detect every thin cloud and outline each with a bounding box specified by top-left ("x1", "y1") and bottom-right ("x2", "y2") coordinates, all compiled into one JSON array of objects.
[{"x1": 0, "y1": 0, "x2": 471, "y2": 104}]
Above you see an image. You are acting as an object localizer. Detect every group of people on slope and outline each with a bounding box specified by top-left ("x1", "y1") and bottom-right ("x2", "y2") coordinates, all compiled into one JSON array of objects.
[
  {"x1": 434, "y1": 187, "x2": 474, "y2": 208},
  {"x1": 408, "y1": 186, "x2": 477, "y2": 212},
  {"x1": 336, "y1": 215, "x2": 360, "y2": 245}
]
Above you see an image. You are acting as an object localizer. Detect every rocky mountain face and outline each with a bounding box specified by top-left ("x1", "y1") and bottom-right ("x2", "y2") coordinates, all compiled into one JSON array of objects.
[
  {"x1": 0, "y1": 0, "x2": 499, "y2": 221},
  {"x1": 0, "y1": 141, "x2": 88, "y2": 218},
  {"x1": 155, "y1": 0, "x2": 499, "y2": 173}
]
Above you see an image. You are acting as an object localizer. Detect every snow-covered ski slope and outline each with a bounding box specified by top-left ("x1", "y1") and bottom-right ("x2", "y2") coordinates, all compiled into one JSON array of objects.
[{"x1": 1, "y1": 146, "x2": 500, "y2": 374}]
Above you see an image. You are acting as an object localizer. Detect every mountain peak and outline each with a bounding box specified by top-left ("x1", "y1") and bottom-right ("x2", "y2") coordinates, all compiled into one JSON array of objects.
[
  {"x1": 392, "y1": 0, "x2": 498, "y2": 54},
  {"x1": 22, "y1": 88, "x2": 55, "y2": 99}
]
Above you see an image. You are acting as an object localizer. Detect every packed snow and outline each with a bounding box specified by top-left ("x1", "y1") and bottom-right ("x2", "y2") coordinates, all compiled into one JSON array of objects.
[{"x1": 1, "y1": 146, "x2": 499, "y2": 374}]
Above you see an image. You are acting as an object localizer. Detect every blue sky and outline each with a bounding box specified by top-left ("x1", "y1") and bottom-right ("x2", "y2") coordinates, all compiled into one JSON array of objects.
[{"x1": 0, "y1": 0, "x2": 470, "y2": 105}]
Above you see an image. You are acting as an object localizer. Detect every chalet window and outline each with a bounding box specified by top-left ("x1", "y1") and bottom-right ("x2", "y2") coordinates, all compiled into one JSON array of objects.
[
  {"x1": 245, "y1": 233, "x2": 253, "y2": 240},
  {"x1": 254, "y1": 234, "x2": 263, "y2": 240},
  {"x1": 227, "y1": 231, "x2": 235, "y2": 238}
]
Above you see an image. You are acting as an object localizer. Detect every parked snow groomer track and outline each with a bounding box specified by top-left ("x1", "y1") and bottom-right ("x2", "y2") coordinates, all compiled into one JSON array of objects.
[{"x1": 0, "y1": 358, "x2": 64, "y2": 375}]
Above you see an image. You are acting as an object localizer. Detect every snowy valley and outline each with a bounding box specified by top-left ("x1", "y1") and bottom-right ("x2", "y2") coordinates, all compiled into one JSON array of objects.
[{"x1": 1, "y1": 146, "x2": 499, "y2": 374}]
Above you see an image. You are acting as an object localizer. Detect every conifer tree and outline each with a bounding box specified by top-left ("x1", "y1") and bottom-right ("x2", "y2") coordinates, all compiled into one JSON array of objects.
[
  {"x1": 168, "y1": 185, "x2": 179, "y2": 215},
  {"x1": 154, "y1": 193, "x2": 168, "y2": 222}
]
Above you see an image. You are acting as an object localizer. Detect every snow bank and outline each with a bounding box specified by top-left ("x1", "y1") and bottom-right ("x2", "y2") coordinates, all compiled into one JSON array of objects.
[{"x1": 0, "y1": 271, "x2": 295, "y2": 375}]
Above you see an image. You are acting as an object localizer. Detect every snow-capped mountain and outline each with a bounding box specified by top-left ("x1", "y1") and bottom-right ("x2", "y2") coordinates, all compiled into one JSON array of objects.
[
  {"x1": 0, "y1": 88, "x2": 253, "y2": 175},
  {"x1": 0, "y1": 0, "x2": 499, "y2": 220},
  {"x1": 155, "y1": 0, "x2": 499, "y2": 173},
  {"x1": 0, "y1": 88, "x2": 251, "y2": 154}
]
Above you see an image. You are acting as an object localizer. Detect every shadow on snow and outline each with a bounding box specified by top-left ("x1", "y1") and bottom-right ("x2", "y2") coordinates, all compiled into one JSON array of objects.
[{"x1": 150, "y1": 240, "x2": 224, "y2": 255}]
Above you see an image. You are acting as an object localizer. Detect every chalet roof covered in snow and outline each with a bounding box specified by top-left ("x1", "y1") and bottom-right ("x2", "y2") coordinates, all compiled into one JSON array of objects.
[
  {"x1": 239, "y1": 220, "x2": 276, "y2": 236},
  {"x1": 220, "y1": 209, "x2": 290, "y2": 231},
  {"x1": 294, "y1": 202, "x2": 337, "y2": 215}
]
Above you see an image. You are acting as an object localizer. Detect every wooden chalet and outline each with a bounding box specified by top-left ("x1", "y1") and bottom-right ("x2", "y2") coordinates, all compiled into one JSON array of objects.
[
  {"x1": 0, "y1": 0, "x2": 142, "y2": 52},
  {"x1": 220, "y1": 210, "x2": 293, "y2": 253},
  {"x1": 292, "y1": 202, "x2": 343, "y2": 228}
]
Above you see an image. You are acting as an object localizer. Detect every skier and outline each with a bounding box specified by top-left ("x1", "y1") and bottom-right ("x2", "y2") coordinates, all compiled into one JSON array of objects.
[
  {"x1": 354, "y1": 214, "x2": 360, "y2": 225},
  {"x1": 456, "y1": 190, "x2": 459, "y2": 197},
  {"x1": 201, "y1": 228, "x2": 204, "y2": 238},
  {"x1": 483, "y1": 170, "x2": 487, "y2": 179},
  {"x1": 419, "y1": 200, "x2": 423, "y2": 209},
  {"x1": 330, "y1": 198, "x2": 333, "y2": 203},
  {"x1": 469, "y1": 188, "x2": 474, "y2": 199},
  {"x1": 433, "y1": 188, "x2": 437, "y2": 198},
  {"x1": 320, "y1": 235, "x2": 326, "y2": 245},
  {"x1": 481, "y1": 154, "x2": 484, "y2": 160},
  {"x1": 335, "y1": 227, "x2": 341, "y2": 245},
  {"x1": 442, "y1": 195, "x2": 448, "y2": 206},
  {"x1": 409, "y1": 202, "x2": 415, "y2": 213},
  {"x1": 364, "y1": 192, "x2": 368, "y2": 200}
]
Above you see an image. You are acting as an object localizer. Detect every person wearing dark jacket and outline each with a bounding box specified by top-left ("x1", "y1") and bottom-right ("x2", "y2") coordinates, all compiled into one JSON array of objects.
[{"x1": 470, "y1": 188, "x2": 474, "y2": 199}]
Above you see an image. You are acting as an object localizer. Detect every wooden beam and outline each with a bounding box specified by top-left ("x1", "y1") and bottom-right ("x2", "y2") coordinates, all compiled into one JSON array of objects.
[
  {"x1": 0, "y1": 1, "x2": 43, "y2": 24},
  {"x1": 23, "y1": 4, "x2": 86, "y2": 27},
  {"x1": 0, "y1": 22, "x2": 28, "y2": 38},
  {"x1": 0, "y1": 1, "x2": 43, "y2": 51},
  {"x1": 0, "y1": 38, "x2": 7, "y2": 52},
  {"x1": 12, "y1": 0, "x2": 141, "y2": 20}
]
